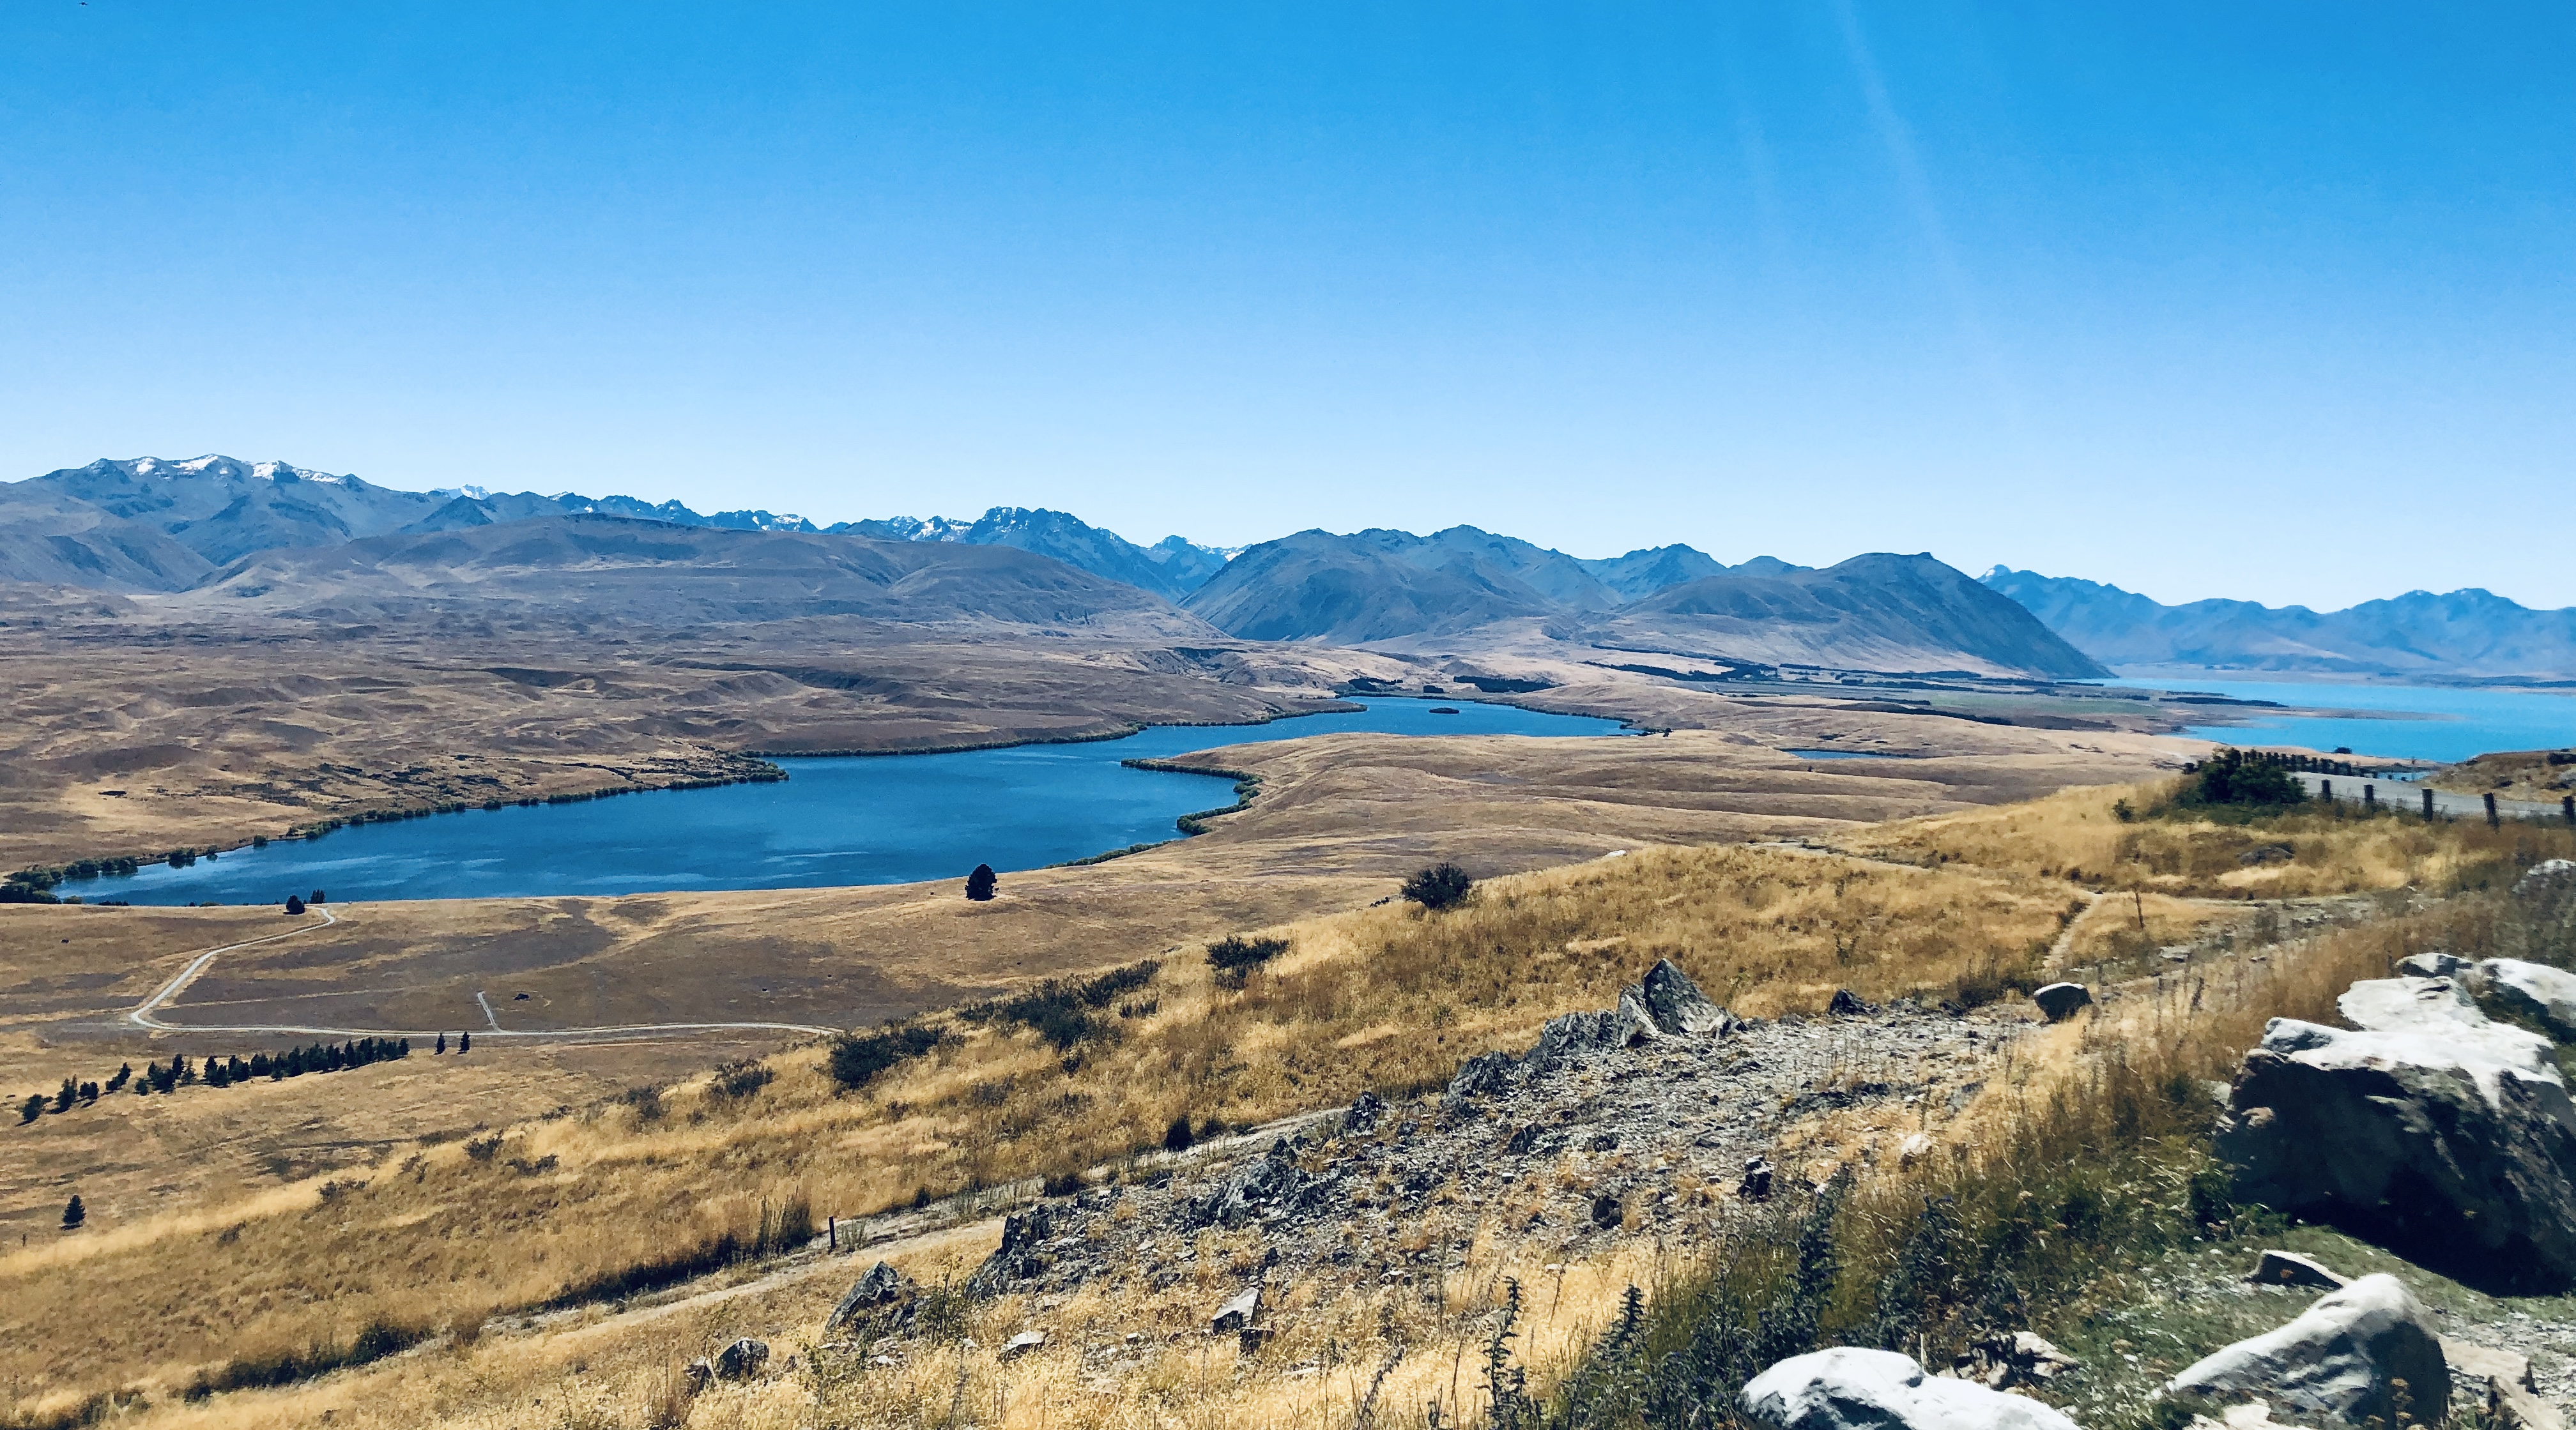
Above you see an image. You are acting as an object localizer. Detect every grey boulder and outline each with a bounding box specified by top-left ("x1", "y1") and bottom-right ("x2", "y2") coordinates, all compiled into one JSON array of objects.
[
  {"x1": 714, "y1": 1337, "x2": 770, "y2": 1381},
  {"x1": 2032, "y1": 982, "x2": 2092, "y2": 1023},
  {"x1": 2245, "y1": 1249, "x2": 2346, "y2": 1291},
  {"x1": 2218, "y1": 1015, "x2": 2576, "y2": 1292},
  {"x1": 2163, "y1": 1274, "x2": 2446, "y2": 1424},
  {"x1": 1739, "y1": 1346, "x2": 2080, "y2": 1430},
  {"x1": 825, "y1": 1259, "x2": 910, "y2": 1329},
  {"x1": 2334, "y1": 974, "x2": 2556, "y2": 1074}
]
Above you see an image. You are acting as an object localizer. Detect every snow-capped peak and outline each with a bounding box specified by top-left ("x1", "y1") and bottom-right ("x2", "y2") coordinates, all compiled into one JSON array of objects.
[{"x1": 433, "y1": 485, "x2": 495, "y2": 501}]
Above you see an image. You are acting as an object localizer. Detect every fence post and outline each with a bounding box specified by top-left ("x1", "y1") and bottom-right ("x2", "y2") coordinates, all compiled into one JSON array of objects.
[
  {"x1": 2320, "y1": 779, "x2": 2333, "y2": 803},
  {"x1": 2485, "y1": 792, "x2": 2501, "y2": 828},
  {"x1": 2363, "y1": 783, "x2": 2376, "y2": 810},
  {"x1": 828, "y1": 1216, "x2": 836, "y2": 1251},
  {"x1": 2564, "y1": 794, "x2": 2573, "y2": 826},
  {"x1": 2423, "y1": 787, "x2": 2435, "y2": 819}
]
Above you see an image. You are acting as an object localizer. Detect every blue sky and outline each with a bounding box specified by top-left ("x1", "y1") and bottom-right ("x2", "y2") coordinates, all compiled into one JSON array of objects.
[{"x1": 4, "y1": 3, "x2": 2570, "y2": 610}]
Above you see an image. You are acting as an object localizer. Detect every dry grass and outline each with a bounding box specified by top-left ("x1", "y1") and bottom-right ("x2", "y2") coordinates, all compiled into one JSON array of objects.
[
  {"x1": 1857, "y1": 779, "x2": 2576, "y2": 899},
  {"x1": 0, "y1": 844, "x2": 2059, "y2": 1420}
]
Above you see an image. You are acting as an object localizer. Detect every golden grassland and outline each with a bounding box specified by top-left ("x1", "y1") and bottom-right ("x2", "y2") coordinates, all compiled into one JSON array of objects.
[
  {"x1": 12, "y1": 781, "x2": 2570, "y2": 1429},
  {"x1": 2430, "y1": 747, "x2": 2576, "y2": 804},
  {"x1": 1853, "y1": 776, "x2": 2570, "y2": 899},
  {"x1": 0, "y1": 842, "x2": 2074, "y2": 1417}
]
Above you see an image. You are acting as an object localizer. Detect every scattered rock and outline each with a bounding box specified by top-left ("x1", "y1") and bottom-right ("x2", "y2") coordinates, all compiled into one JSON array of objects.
[
  {"x1": 2442, "y1": 1337, "x2": 2565, "y2": 1430},
  {"x1": 2244, "y1": 1249, "x2": 2346, "y2": 1291},
  {"x1": 2237, "y1": 843, "x2": 2295, "y2": 866},
  {"x1": 1342, "y1": 1091, "x2": 1387, "y2": 1136},
  {"x1": 1739, "y1": 1346, "x2": 2080, "y2": 1429},
  {"x1": 1189, "y1": 1139, "x2": 1315, "y2": 1229},
  {"x1": 2396, "y1": 952, "x2": 2466, "y2": 978},
  {"x1": 1897, "y1": 1132, "x2": 1935, "y2": 1165},
  {"x1": 713, "y1": 1337, "x2": 770, "y2": 1381},
  {"x1": 1949, "y1": 1330, "x2": 2080, "y2": 1390},
  {"x1": 1209, "y1": 1283, "x2": 1261, "y2": 1334},
  {"x1": 2516, "y1": 859, "x2": 2576, "y2": 899},
  {"x1": 682, "y1": 1358, "x2": 714, "y2": 1392},
  {"x1": 998, "y1": 1330, "x2": 1046, "y2": 1361},
  {"x1": 2478, "y1": 958, "x2": 2576, "y2": 1042},
  {"x1": 2031, "y1": 983, "x2": 2091, "y2": 1023},
  {"x1": 1827, "y1": 989, "x2": 1871, "y2": 1017},
  {"x1": 2218, "y1": 1014, "x2": 2576, "y2": 1291},
  {"x1": 825, "y1": 1259, "x2": 911, "y2": 1330},
  {"x1": 2163, "y1": 1274, "x2": 2448, "y2": 1424},
  {"x1": 1738, "y1": 1157, "x2": 1775, "y2": 1201}
]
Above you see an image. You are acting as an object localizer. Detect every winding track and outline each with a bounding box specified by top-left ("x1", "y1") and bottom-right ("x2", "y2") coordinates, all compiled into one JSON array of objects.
[{"x1": 123, "y1": 908, "x2": 838, "y2": 1042}]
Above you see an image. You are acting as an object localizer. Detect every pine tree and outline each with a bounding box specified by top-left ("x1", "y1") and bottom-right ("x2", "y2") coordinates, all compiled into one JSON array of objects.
[
  {"x1": 310, "y1": 889, "x2": 326, "y2": 904},
  {"x1": 17, "y1": 1093, "x2": 40, "y2": 1124},
  {"x1": 50, "y1": 1078, "x2": 75, "y2": 1113},
  {"x1": 965, "y1": 863, "x2": 998, "y2": 901},
  {"x1": 458, "y1": 1031, "x2": 471, "y2": 1054},
  {"x1": 284, "y1": 894, "x2": 305, "y2": 915},
  {"x1": 78, "y1": 1082, "x2": 99, "y2": 1104},
  {"x1": 60, "y1": 1195, "x2": 84, "y2": 1230},
  {"x1": 434, "y1": 1032, "x2": 447, "y2": 1054}
]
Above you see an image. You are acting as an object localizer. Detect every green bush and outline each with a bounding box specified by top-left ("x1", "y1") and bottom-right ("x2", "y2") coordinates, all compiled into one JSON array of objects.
[
  {"x1": 1401, "y1": 862, "x2": 1476, "y2": 911},
  {"x1": 2172, "y1": 749, "x2": 2307, "y2": 810},
  {"x1": 1206, "y1": 934, "x2": 1289, "y2": 987}
]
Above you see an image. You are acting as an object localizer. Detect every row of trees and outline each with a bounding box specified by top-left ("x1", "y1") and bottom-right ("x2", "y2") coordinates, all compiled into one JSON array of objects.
[{"x1": 17, "y1": 1037, "x2": 415, "y2": 1125}]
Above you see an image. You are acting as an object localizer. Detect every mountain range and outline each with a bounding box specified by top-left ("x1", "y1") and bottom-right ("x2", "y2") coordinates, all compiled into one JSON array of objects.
[
  {"x1": 1982, "y1": 568, "x2": 2576, "y2": 681},
  {"x1": 12, "y1": 455, "x2": 2567, "y2": 680}
]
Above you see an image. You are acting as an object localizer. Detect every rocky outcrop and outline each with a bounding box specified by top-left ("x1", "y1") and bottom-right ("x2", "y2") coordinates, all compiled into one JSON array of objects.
[
  {"x1": 2443, "y1": 1338, "x2": 2566, "y2": 1430},
  {"x1": 1188, "y1": 1139, "x2": 1321, "y2": 1229},
  {"x1": 2245, "y1": 1250, "x2": 2346, "y2": 1291},
  {"x1": 1738, "y1": 1346, "x2": 2080, "y2": 1429},
  {"x1": 2219, "y1": 973, "x2": 2576, "y2": 1290},
  {"x1": 2163, "y1": 1274, "x2": 2447, "y2": 1424},
  {"x1": 966, "y1": 1205, "x2": 1057, "y2": 1296},
  {"x1": 1446, "y1": 959, "x2": 1733, "y2": 1104},
  {"x1": 1947, "y1": 1330, "x2": 2080, "y2": 1391}
]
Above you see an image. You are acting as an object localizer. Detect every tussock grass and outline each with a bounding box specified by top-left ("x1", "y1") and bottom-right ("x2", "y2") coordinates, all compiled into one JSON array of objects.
[{"x1": 1860, "y1": 780, "x2": 2575, "y2": 899}]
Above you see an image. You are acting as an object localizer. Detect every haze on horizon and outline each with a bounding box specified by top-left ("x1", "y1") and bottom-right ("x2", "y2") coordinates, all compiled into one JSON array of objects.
[{"x1": 4, "y1": 3, "x2": 2570, "y2": 611}]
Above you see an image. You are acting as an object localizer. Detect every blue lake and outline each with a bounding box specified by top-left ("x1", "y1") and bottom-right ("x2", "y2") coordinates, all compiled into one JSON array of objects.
[
  {"x1": 68, "y1": 699, "x2": 1630, "y2": 906},
  {"x1": 2106, "y1": 678, "x2": 2576, "y2": 764}
]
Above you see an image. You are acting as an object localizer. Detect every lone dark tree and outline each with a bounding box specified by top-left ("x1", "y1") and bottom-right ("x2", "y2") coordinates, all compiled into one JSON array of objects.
[
  {"x1": 434, "y1": 1031, "x2": 447, "y2": 1054},
  {"x1": 284, "y1": 894, "x2": 306, "y2": 916},
  {"x1": 310, "y1": 889, "x2": 327, "y2": 904},
  {"x1": 965, "y1": 863, "x2": 998, "y2": 902},
  {"x1": 1162, "y1": 1114, "x2": 1194, "y2": 1153},
  {"x1": 458, "y1": 1031, "x2": 472, "y2": 1054},
  {"x1": 1400, "y1": 862, "x2": 1475, "y2": 912},
  {"x1": 60, "y1": 1195, "x2": 84, "y2": 1231},
  {"x1": 17, "y1": 1093, "x2": 41, "y2": 1125}
]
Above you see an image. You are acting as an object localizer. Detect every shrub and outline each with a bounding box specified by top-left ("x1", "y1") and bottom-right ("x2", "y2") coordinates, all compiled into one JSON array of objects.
[
  {"x1": 1162, "y1": 1114, "x2": 1194, "y2": 1153},
  {"x1": 960, "y1": 960, "x2": 1162, "y2": 1050},
  {"x1": 1206, "y1": 934, "x2": 1289, "y2": 987},
  {"x1": 709, "y1": 1060, "x2": 774, "y2": 1101},
  {"x1": 60, "y1": 1194, "x2": 84, "y2": 1230},
  {"x1": 965, "y1": 863, "x2": 997, "y2": 901},
  {"x1": 1400, "y1": 862, "x2": 1475, "y2": 911},
  {"x1": 2173, "y1": 749, "x2": 2307, "y2": 811},
  {"x1": 17, "y1": 1093, "x2": 40, "y2": 1124},
  {"x1": 826, "y1": 1024, "x2": 951, "y2": 1092}
]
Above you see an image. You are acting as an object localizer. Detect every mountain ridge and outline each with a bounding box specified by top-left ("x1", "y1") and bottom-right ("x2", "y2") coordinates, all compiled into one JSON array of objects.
[{"x1": 1983, "y1": 567, "x2": 2576, "y2": 679}]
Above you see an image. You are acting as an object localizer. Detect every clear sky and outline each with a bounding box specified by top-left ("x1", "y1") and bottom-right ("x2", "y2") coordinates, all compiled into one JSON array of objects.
[{"x1": 4, "y1": 3, "x2": 2571, "y2": 611}]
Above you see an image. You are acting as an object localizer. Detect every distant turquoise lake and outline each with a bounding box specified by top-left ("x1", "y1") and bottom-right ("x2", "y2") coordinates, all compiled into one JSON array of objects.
[
  {"x1": 2108, "y1": 678, "x2": 2576, "y2": 764},
  {"x1": 70, "y1": 699, "x2": 1629, "y2": 905}
]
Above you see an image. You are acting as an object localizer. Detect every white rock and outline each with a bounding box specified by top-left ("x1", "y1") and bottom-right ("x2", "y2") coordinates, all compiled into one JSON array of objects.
[
  {"x1": 2164, "y1": 1274, "x2": 2448, "y2": 1423},
  {"x1": 2245, "y1": 1249, "x2": 2346, "y2": 1290},
  {"x1": 1739, "y1": 1346, "x2": 2080, "y2": 1430},
  {"x1": 2478, "y1": 958, "x2": 2576, "y2": 1043},
  {"x1": 2335, "y1": 975, "x2": 2557, "y2": 1076},
  {"x1": 998, "y1": 1330, "x2": 1047, "y2": 1360}
]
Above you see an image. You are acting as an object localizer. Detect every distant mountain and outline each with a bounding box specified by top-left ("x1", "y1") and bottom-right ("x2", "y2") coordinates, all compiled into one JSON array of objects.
[
  {"x1": 834, "y1": 507, "x2": 1232, "y2": 601},
  {"x1": 190, "y1": 513, "x2": 1216, "y2": 635},
  {"x1": 1600, "y1": 554, "x2": 2108, "y2": 678},
  {"x1": 0, "y1": 481, "x2": 217, "y2": 591},
  {"x1": 1182, "y1": 528, "x2": 1584, "y2": 643},
  {"x1": 1580, "y1": 545, "x2": 1728, "y2": 600},
  {"x1": 1984, "y1": 567, "x2": 2576, "y2": 679}
]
